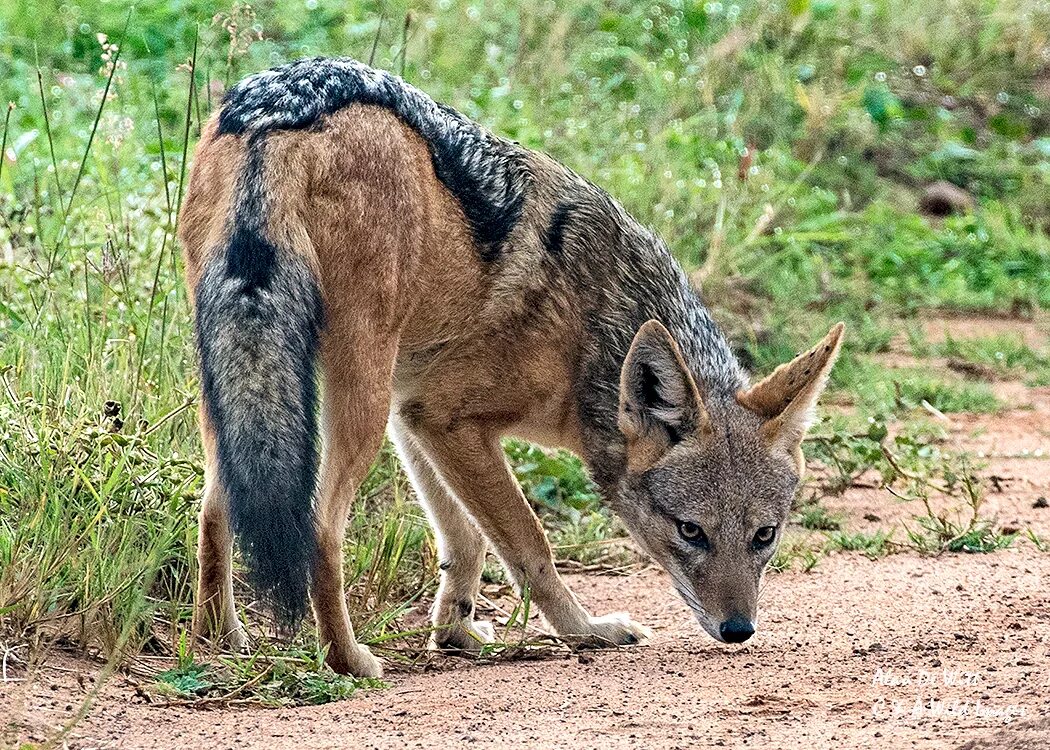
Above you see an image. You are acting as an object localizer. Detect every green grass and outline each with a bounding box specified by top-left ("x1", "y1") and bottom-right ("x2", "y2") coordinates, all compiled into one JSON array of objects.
[
  {"x1": 937, "y1": 333, "x2": 1050, "y2": 384},
  {"x1": 1, "y1": 0, "x2": 1048, "y2": 705},
  {"x1": 154, "y1": 639, "x2": 383, "y2": 706},
  {"x1": 833, "y1": 358, "x2": 1002, "y2": 415},
  {"x1": 882, "y1": 368, "x2": 1001, "y2": 414},
  {"x1": 505, "y1": 440, "x2": 638, "y2": 569},
  {"x1": 769, "y1": 535, "x2": 826, "y2": 573}
]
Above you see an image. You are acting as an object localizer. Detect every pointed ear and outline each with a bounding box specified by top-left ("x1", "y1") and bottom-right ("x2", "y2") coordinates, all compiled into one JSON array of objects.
[
  {"x1": 618, "y1": 320, "x2": 710, "y2": 456},
  {"x1": 737, "y1": 323, "x2": 845, "y2": 452}
]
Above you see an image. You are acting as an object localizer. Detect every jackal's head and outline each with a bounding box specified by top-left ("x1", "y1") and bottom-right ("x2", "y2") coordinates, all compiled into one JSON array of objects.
[{"x1": 614, "y1": 320, "x2": 844, "y2": 644}]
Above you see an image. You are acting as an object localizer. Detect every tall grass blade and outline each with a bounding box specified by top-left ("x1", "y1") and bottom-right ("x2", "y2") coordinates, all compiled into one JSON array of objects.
[
  {"x1": 62, "y1": 8, "x2": 133, "y2": 227},
  {"x1": 35, "y1": 70, "x2": 63, "y2": 209},
  {"x1": 174, "y1": 25, "x2": 199, "y2": 230},
  {"x1": 369, "y1": 10, "x2": 386, "y2": 67},
  {"x1": 0, "y1": 102, "x2": 13, "y2": 185}
]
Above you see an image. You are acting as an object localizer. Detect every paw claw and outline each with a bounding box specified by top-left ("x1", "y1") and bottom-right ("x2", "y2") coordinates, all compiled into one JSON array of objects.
[{"x1": 472, "y1": 620, "x2": 496, "y2": 643}]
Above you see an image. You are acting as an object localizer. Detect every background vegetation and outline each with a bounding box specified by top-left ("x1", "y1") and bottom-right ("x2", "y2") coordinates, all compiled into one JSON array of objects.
[{"x1": 1, "y1": 0, "x2": 1048, "y2": 704}]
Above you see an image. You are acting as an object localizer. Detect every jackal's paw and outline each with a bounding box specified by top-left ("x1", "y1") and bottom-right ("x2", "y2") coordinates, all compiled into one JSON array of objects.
[
  {"x1": 192, "y1": 618, "x2": 248, "y2": 652},
  {"x1": 429, "y1": 619, "x2": 496, "y2": 655},
  {"x1": 326, "y1": 643, "x2": 384, "y2": 678},
  {"x1": 222, "y1": 626, "x2": 249, "y2": 652},
  {"x1": 571, "y1": 612, "x2": 652, "y2": 649}
]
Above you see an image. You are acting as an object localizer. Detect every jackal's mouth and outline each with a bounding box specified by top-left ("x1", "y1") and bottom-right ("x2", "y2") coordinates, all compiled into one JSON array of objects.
[{"x1": 672, "y1": 583, "x2": 725, "y2": 642}]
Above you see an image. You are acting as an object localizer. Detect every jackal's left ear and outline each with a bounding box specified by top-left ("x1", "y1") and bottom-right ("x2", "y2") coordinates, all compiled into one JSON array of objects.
[
  {"x1": 619, "y1": 320, "x2": 710, "y2": 456},
  {"x1": 737, "y1": 323, "x2": 845, "y2": 452}
]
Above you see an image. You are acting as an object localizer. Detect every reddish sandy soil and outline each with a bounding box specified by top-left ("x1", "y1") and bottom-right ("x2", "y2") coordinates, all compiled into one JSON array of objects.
[{"x1": 3, "y1": 316, "x2": 1048, "y2": 749}]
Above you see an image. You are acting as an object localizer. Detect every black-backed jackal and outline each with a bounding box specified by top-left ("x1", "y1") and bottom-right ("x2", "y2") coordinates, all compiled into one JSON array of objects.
[{"x1": 179, "y1": 58, "x2": 844, "y2": 677}]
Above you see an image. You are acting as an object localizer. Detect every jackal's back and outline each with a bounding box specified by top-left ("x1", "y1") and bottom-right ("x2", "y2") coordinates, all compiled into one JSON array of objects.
[{"x1": 219, "y1": 57, "x2": 530, "y2": 260}]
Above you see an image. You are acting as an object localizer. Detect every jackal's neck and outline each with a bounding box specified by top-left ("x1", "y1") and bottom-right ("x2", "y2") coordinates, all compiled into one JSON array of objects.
[{"x1": 562, "y1": 188, "x2": 748, "y2": 490}]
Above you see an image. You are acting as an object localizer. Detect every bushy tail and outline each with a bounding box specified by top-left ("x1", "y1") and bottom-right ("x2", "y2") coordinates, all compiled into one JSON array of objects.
[{"x1": 194, "y1": 139, "x2": 323, "y2": 626}]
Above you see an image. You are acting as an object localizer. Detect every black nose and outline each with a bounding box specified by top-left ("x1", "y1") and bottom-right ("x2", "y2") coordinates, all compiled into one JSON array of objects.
[{"x1": 719, "y1": 617, "x2": 755, "y2": 643}]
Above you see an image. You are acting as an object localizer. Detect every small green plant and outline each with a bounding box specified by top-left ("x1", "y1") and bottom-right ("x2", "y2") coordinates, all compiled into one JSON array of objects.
[
  {"x1": 1025, "y1": 529, "x2": 1049, "y2": 553},
  {"x1": 805, "y1": 414, "x2": 1013, "y2": 556},
  {"x1": 824, "y1": 529, "x2": 895, "y2": 559},
  {"x1": 505, "y1": 440, "x2": 601, "y2": 513},
  {"x1": 769, "y1": 537, "x2": 825, "y2": 573},
  {"x1": 794, "y1": 500, "x2": 843, "y2": 531},
  {"x1": 804, "y1": 416, "x2": 890, "y2": 493},
  {"x1": 898, "y1": 458, "x2": 1015, "y2": 554},
  {"x1": 155, "y1": 643, "x2": 383, "y2": 706},
  {"x1": 156, "y1": 662, "x2": 212, "y2": 697},
  {"x1": 505, "y1": 440, "x2": 635, "y2": 568}
]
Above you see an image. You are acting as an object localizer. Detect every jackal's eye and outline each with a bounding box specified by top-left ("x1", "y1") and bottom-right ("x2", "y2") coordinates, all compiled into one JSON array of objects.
[
  {"x1": 753, "y1": 526, "x2": 777, "y2": 547},
  {"x1": 677, "y1": 521, "x2": 709, "y2": 549}
]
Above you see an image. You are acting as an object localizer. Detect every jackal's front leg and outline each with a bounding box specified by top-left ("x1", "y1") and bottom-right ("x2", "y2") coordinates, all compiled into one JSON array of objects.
[
  {"x1": 389, "y1": 419, "x2": 494, "y2": 652},
  {"x1": 409, "y1": 421, "x2": 651, "y2": 648}
]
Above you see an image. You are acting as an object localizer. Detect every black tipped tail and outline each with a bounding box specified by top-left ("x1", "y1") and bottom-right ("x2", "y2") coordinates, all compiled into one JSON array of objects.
[{"x1": 194, "y1": 143, "x2": 323, "y2": 626}]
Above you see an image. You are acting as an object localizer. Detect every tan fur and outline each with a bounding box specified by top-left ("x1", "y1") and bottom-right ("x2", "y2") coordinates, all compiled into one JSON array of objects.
[
  {"x1": 732, "y1": 323, "x2": 844, "y2": 479},
  {"x1": 191, "y1": 403, "x2": 246, "y2": 650}
]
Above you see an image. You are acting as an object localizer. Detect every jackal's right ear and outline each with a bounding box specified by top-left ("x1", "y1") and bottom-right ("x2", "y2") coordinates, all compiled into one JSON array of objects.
[
  {"x1": 737, "y1": 323, "x2": 845, "y2": 453},
  {"x1": 618, "y1": 320, "x2": 710, "y2": 458}
]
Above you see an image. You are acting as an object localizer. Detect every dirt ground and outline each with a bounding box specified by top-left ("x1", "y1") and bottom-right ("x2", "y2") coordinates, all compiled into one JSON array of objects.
[
  {"x1": 3, "y1": 315, "x2": 1048, "y2": 750},
  {"x1": 4, "y1": 552, "x2": 1049, "y2": 750}
]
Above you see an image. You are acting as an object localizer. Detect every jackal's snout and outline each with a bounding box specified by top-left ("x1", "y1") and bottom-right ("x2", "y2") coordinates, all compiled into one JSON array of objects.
[{"x1": 718, "y1": 616, "x2": 756, "y2": 644}]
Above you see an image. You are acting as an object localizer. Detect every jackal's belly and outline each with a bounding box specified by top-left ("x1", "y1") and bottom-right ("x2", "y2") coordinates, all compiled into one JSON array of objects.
[{"x1": 390, "y1": 322, "x2": 584, "y2": 453}]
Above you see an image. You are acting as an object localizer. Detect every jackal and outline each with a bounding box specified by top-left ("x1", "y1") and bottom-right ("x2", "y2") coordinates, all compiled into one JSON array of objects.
[{"x1": 179, "y1": 58, "x2": 844, "y2": 677}]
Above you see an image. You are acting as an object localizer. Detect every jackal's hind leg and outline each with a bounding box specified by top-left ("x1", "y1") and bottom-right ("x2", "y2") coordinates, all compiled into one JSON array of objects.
[
  {"x1": 389, "y1": 419, "x2": 494, "y2": 653},
  {"x1": 408, "y1": 422, "x2": 651, "y2": 648},
  {"x1": 310, "y1": 327, "x2": 399, "y2": 678},
  {"x1": 310, "y1": 376, "x2": 396, "y2": 676},
  {"x1": 192, "y1": 408, "x2": 247, "y2": 651}
]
